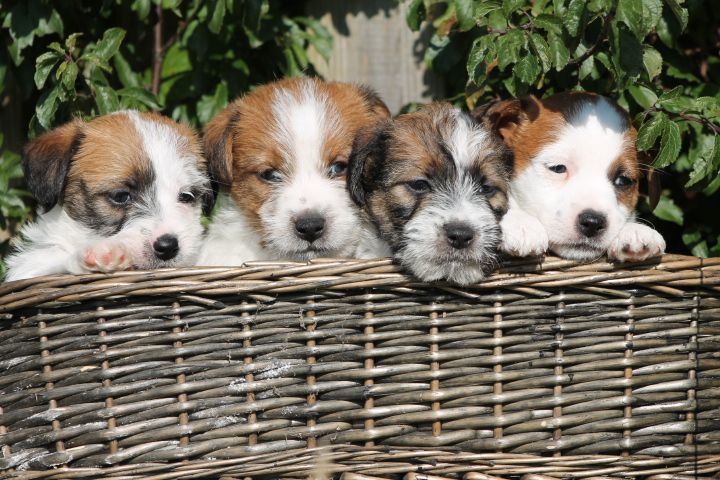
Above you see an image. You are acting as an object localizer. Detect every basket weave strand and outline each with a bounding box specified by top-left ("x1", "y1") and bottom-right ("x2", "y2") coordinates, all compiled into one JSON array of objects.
[{"x1": 0, "y1": 254, "x2": 718, "y2": 479}]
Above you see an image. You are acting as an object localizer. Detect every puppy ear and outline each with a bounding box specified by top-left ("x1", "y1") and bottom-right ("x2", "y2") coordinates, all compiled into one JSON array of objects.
[
  {"x1": 639, "y1": 152, "x2": 661, "y2": 210},
  {"x1": 348, "y1": 121, "x2": 391, "y2": 207},
  {"x1": 357, "y1": 84, "x2": 392, "y2": 120},
  {"x1": 472, "y1": 95, "x2": 540, "y2": 147},
  {"x1": 203, "y1": 102, "x2": 238, "y2": 196},
  {"x1": 22, "y1": 119, "x2": 84, "y2": 211}
]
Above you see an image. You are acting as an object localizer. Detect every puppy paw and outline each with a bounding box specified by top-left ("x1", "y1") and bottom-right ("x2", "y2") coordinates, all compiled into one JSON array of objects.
[
  {"x1": 79, "y1": 241, "x2": 134, "y2": 273},
  {"x1": 608, "y1": 223, "x2": 665, "y2": 262},
  {"x1": 500, "y1": 210, "x2": 549, "y2": 257}
]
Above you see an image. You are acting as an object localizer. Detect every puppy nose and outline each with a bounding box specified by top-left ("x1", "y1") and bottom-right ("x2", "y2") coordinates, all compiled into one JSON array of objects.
[
  {"x1": 153, "y1": 234, "x2": 179, "y2": 260},
  {"x1": 295, "y1": 212, "x2": 326, "y2": 243},
  {"x1": 444, "y1": 222, "x2": 475, "y2": 249},
  {"x1": 577, "y1": 210, "x2": 607, "y2": 238}
]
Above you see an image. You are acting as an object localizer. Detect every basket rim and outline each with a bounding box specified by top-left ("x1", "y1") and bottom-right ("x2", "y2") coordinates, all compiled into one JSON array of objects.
[{"x1": 1, "y1": 254, "x2": 717, "y2": 314}]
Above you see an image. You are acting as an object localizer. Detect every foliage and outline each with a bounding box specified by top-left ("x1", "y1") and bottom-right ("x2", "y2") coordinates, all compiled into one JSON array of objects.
[
  {"x1": 407, "y1": 0, "x2": 720, "y2": 257},
  {"x1": 0, "y1": 0, "x2": 331, "y2": 266}
]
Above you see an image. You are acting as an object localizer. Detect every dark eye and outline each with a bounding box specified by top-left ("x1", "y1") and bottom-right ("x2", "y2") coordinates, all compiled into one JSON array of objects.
[
  {"x1": 108, "y1": 190, "x2": 131, "y2": 206},
  {"x1": 614, "y1": 174, "x2": 634, "y2": 188},
  {"x1": 407, "y1": 179, "x2": 431, "y2": 194},
  {"x1": 328, "y1": 160, "x2": 348, "y2": 178},
  {"x1": 259, "y1": 169, "x2": 283, "y2": 183},
  {"x1": 479, "y1": 182, "x2": 496, "y2": 195},
  {"x1": 548, "y1": 164, "x2": 567, "y2": 174},
  {"x1": 178, "y1": 191, "x2": 196, "y2": 203}
]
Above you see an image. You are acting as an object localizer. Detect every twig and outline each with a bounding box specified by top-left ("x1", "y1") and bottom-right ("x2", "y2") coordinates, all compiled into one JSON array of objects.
[
  {"x1": 568, "y1": 13, "x2": 613, "y2": 67},
  {"x1": 151, "y1": 3, "x2": 163, "y2": 97}
]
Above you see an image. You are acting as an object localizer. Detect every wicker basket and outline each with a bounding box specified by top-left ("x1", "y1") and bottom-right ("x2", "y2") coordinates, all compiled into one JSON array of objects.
[{"x1": 0, "y1": 254, "x2": 718, "y2": 479}]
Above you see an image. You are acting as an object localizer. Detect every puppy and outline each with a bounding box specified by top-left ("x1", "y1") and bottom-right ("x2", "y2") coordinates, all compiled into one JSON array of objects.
[
  {"x1": 5, "y1": 111, "x2": 212, "y2": 282},
  {"x1": 198, "y1": 77, "x2": 390, "y2": 265},
  {"x1": 348, "y1": 102, "x2": 512, "y2": 285},
  {"x1": 474, "y1": 92, "x2": 665, "y2": 262}
]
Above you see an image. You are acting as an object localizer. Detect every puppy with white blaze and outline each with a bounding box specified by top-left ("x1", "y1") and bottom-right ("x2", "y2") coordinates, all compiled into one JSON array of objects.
[
  {"x1": 348, "y1": 103, "x2": 512, "y2": 285},
  {"x1": 5, "y1": 111, "x2": 212, "y2": 282},
  {"x1": 474, "y1": 92, "x2": 665, "y2": 262},
  {"x1": 198, "y1": 77, "x2": 390, "y2": 265}
]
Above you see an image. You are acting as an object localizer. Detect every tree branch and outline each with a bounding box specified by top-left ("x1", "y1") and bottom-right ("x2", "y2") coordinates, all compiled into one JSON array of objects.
[
  {"x1": 568, "y1": 13, "x2": 613, "y2": 67},
  {"x1": 151, "y1": 3, "x2": 163, "y2": 98}
]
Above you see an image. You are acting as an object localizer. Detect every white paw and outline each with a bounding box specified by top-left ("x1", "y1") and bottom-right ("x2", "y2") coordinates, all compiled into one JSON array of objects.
[
  {"x1": 607, "y1": 223, "x2": 665, "y2": 262},
  {"x1": 500, "y1": 210, "x2": 549, "y2": 257},
  {"x1": 79, "y1": 241, "x2": 134, "y2": 273}
]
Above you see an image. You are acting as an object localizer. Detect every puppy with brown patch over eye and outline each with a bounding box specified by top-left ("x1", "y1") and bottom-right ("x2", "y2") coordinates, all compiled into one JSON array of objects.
[
  {"x1": 348, "y1": 102, "x2": 512, "y2": 285},
  {"x1": 5, "y1": 111, "x2": 212, "y2": 282},
  {"x1": 198, "y1": 77, "x2": 390, "y2": 265},
  {"x1": 474, "y1": 92, "x2": 665, "y2": 262}
]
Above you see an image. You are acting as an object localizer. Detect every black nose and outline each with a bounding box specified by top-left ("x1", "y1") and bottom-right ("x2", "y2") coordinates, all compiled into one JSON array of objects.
[
  {"x1": 153, "y1": 234, "x2": 179, "y2": 260},
  {"x1": 444, "y1": 222, "x2": 475, "y2": 249},
  {"x1": 295, "y1": 212, "x2": 326, "y2": 243},
  {"x1": 577, "y1": 210, "x2": 607, "y2": 238}
]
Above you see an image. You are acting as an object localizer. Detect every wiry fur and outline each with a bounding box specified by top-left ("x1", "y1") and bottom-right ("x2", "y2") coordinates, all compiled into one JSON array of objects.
[
  {"x1": 5, "y1": 111, "x2": 210, "y2": 282},
  {"x1": 475, "y1": 92, "x2": 665, "y2": 262},
  {"x1": 349, "y1": 102, "x2": 511, "y2": 285},
  {"x1": 199, "y1": 77, "x2": 390, "y2": 265}
]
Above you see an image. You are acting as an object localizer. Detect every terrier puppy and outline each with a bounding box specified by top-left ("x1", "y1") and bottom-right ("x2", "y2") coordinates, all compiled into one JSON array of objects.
[
  {"x1": 348, "y1": 102, "x2": 512, "y2": 285},
  {"x1": 198, "y1": 77, "x2": 390, "y2": 265},
  {"x1": 5, "y1": 111, "x2": 212, "y2": 281},
  {"x1": 474, "y1": 92, "x2": 665, "y2": 262}
]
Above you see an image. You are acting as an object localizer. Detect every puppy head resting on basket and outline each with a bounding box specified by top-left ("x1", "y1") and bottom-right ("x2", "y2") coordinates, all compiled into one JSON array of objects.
[
  {"x1": 199, "y1": 76, "x2": 390, "y2": 265},
  {"x1": 348, "y1": 102, "x2": 512, "y2": 285},
  {"x1": 473, "y1": 92, "x2": 665, "y2": 263},
  {"x1": 5, "y1": 111, "x2": 212, "y2": 281}
]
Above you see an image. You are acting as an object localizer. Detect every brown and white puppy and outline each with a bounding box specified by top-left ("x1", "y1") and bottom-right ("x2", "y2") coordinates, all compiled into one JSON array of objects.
[
  {"x1": 474, "y1": 92, "x2": 665, "y2": 262},
  {"x1": 348, "y1": 102, "x2": 512, "y2": 285},
  {"x1": 198, "y1": 77, "x2": 390, "y2": 264},
  {"x1": 5, "y1": 111, "x2": 211, "y2": 281}
]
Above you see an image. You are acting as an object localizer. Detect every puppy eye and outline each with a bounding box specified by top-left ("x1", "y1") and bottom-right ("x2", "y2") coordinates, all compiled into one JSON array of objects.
[
  {"x1": 479, "y1": 183, "x2": 496, "y2": 195},
  {"x1": 178, "y1": 191, "x2": 196, "y2": 203},
  {"x1": 259, "y1": 169, "x2": 283, "y2": 183},
  {"x1": 108, "y1": 190, "x2": 131, "y2": 206},
  {"x1": 548, "y1": 164, "x2": 567, "y2": 174},
  {"x1": 328, "y1": 160, "x2": 348, "y2": 178},
  {"x1": 407, "y1": 179, "x2": 431, "y2": 194},
  {"x1": 614, "y1": 174, "x2": 634, "y2": 188}
]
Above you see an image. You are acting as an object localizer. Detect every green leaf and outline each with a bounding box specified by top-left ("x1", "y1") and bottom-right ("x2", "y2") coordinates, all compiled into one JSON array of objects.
[
  {"x1": 664, "y1": 0, "x2": 688, "y2": 31},
  {"x1": 658, "y1": 95, "x2": 694, "y2": 113},
  {"x1": 653, "y1": 119, "x2": 681, "y2": 168},
  {"x1": 496, "y1": 29, "x2": 524, "y2": 70},
  {"x1": 564, "y1": 0, "x2": 585, "y2": 36},
  {"x1": 547, "y1": 32, "x2": 570, "y2": 70},
  {"x1": 94, "y1": 28, "x2": 126, "y2": 61},
  {"x1": 642, "y1": 45, "x2": 663, "y2": 80},
  {"x1": 208, "y1": 0, "x2": 226, "y2": 34},
  {"x1": 617, "y1": 24, "x2": 644, "y2": 79},
  {"x1": 695, "y1": 96, "x2": 720, "y2": 118},
  {"x1": 502, "y1": 0, "x2": 525, "y2": 17},
  {"x1": 579, "y1": 54, "x2": 595, "y2": 80},
  {"x1": 653, "y1": 194, "x2": 683, "y2": 225},
  {"x1": 628, "y1": 85, "x2": 658, "y2": 109},
  {"x1": 455, "y1": 0, "x2": 476, "y2": 31},
  {"x1": 476, "y1": 1, "x2": 502, "y2": 18},
  {"x1": 530, "y1": 33, "x2": 551, "y2": 72},
  {"x1": 406, "y1": 0, "x2": 425, "y2": 31},
  {"x1": 617, "y1": 0, "x2": 663, "y2": 39},
  {"x1": 118, "y1": 87, "x2": 161, "y2": 110},
  {"x1": 534, "y1": 14, "x2": 563, "y2": 34},
  {"x1": 131, "y1": 0, "x2": 151, "y2": 20},
  {"x1": 197, "y1": 82, "x2": 228, "y2": 124},
  {"x1": 35, "y1": 86, "x2": 61, "y2": 129},
  {"x1": 659, "y1": 86, "x2": 683, "y2": 101},
  {"x1": 243, "y1": 0, "x2": 267, "y2": 32},
  {"x1": 513, "y1": 54, "x2": 541, "y2": 85},
  {"x1": 94, "y1": 84, "x2": 120, "y2": 114},
  {"x1": 637, "y1": 112, "x2": 666, "y2": 151},
  {"x1": 113, "y1": 51, "x2": 141, "y2": 88},
  {"x1": 467, "y1": 34, "x2": 496, "y2": 81},
  {"x1": 61, "y1": 61, "x2": 78, "y2": 90},
  {"x1": 34, "y1": 51, "x2": 60, "y2": 89}
]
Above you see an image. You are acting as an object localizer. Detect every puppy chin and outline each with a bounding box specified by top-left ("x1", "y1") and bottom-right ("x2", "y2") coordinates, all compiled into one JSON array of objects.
[
  {"x1": 397, "y1": 225, "x2": 501, "y2": 285},
  {"x1": 550, "y1": 242, "x2": 606, "y2": 261}
]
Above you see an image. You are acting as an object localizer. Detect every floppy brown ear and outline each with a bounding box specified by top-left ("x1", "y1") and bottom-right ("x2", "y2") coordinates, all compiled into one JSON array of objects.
[
  {"x1": 203, "y1": 102, "x2": 239, "y2": 195},
  {"x1": 356, "y1": 84, "x2": 392, "y2": 120},
  {"x1": 472, "y1": 95, "x2": 541, "y2": 147},
  {"x1": 22, "y1": 119, "x2": 84, "y2": 211},
  {"x1": 347, "y1": 120, "x2": 391, "y2": 207},
  {"x1": 639, "y1": 152, "x2": 661, "y2": 210}
]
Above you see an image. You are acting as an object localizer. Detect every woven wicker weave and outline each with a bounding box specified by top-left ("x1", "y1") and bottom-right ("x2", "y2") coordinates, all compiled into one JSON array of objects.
[{"x1": 0, "y1": 254, "x2": 718, "y2": 479}]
